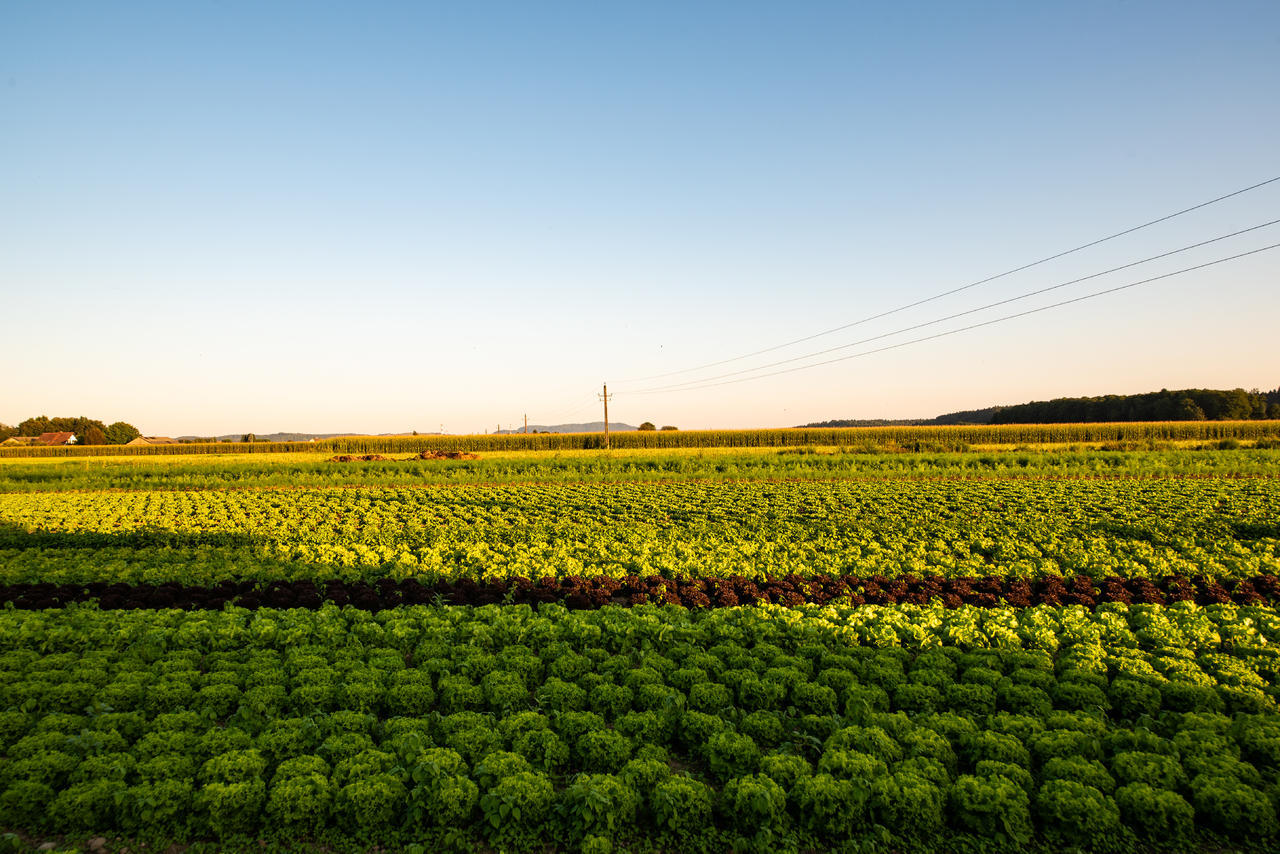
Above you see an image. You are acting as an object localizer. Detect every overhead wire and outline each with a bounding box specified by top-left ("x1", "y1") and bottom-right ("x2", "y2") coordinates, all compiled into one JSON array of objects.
[
  {"x1": 534, "y1": 396, "x2": 605, "y2": 431},
  {"x1": 619, "y1": 218, "x2": 1280, "y2": 394},
  {"x1": 620, "y1": 174, "x2": 1280, "y2": 384},
  {"x1": 620, "y1": 242, "x2": 1280, "y2": 395}
]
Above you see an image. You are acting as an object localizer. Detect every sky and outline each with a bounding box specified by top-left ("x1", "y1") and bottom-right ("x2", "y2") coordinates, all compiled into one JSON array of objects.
[{"x1": 2, "y1": 1, "x2": 1278, "y2": 435}]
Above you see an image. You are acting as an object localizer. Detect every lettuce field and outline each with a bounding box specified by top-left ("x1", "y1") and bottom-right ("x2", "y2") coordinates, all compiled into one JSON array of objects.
[{"x1": 2, "y1": 444, "x2": 1280, "y2": 852}]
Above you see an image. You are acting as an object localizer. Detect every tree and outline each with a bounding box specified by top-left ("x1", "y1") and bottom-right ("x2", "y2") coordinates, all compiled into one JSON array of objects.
[
  {"x1": 1175, "y1": 397, "x2": 1206, "y2": 421},
  {"x1": 18, "y1": 415, "x2": 107, "y2": 439},
  {"x1": 0, "y1": 423, "x2": 15, "y2": 442},
  {"x1": 638, "y1": 422, "x2": 656, "y2": 431},
  {"x1": 242, "y1": 433, "x2": 257, "y2": 443},
  {"x1": 17, "y1": 416, "x2": 53, "y2": 436},
  {"x1": 661, "y1": 425, "x2": 678, "y2": 431},
  {"x1": 105, "y1": 422, "x2": 142, "y2": 445},
  {"x1": 69, "y1": 417, "x2": 108, "y2": 441}
]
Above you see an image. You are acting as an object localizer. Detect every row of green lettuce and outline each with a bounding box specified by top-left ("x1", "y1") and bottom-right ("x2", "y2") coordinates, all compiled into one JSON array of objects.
[
  {"x1": 4, "y1": 602, "x2": 1280, "y2": 851},
  {"x1": 1, "y1": 476, "x2": 1276, "y2": 585},
  {"x1": 2, "y1": 448, "x2": 1277, "y2": 493}
]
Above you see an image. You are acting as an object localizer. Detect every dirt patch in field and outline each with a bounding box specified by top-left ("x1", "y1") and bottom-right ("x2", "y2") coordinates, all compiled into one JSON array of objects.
[{"x1": 413, "y1": 450, "x2": 479, "y2": 460}]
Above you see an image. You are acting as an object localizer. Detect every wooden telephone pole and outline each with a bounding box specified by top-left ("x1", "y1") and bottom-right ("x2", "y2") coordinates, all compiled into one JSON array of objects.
[
  {"x1": 523, "y1": 414, "x2": 528, "y2": 434},
  {"x1": 598, "y1": 384, "x2": 613, "y2": 449}
]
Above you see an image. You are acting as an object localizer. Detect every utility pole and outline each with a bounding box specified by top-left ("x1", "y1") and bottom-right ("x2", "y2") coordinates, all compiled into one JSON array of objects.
[
  {"x1": 523, "y1": 414, "x2": 528, "y2": 434},
  {"x1": 598, "y1": 383, "x2": 613, "y2": 449}
]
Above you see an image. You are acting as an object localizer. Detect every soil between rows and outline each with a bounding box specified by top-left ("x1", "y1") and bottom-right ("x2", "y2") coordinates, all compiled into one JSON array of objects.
[{"x1": 2, "y1": 572, "x2": 1276, "y2": 611}]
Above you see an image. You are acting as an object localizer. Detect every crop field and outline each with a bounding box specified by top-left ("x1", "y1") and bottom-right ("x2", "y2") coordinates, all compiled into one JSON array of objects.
[
  {"x1": 2, "y1": 418, "x2": 1278, "y2": 459},
  {"x1": 2, "y1": 444, "x2": 1280, "y2": 852}
]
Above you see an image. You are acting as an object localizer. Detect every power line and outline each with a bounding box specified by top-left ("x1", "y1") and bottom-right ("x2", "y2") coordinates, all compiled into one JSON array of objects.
[
  {"x1": 620, "y1": 241, "x2": 1280, "y2": 395},
  {"x1": 622, "y1": 173, "x2": 1280, "y2": 383},
  {"x1": 620, "y1": 218, "x2": 1280, "y2": 394},
  {"x1": 538, "y1": 396, "x2": 604, "y2": 428}
]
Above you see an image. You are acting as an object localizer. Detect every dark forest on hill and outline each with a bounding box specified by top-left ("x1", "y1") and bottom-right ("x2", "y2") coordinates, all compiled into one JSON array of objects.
[
  {"x1": 990, "y1": 387, "x2": 1279, "y2": 423},
  {"x1": 805, "y1": 387, "x2": 1280, "y2": 428}
]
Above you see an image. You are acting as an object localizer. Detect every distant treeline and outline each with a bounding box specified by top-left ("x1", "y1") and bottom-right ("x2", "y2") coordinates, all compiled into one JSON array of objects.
[
  {"x1": 803, "y1": 408, "x2": 999, "y2": 428},
  {"x1": 806, "y1": 388, "x2": 1279, "y2": 428},
  {"x1": 990, "y1": 387, "x2": 1280, "y2": 424},
  {"x1": 0, "y1": 416, "x2": 141, "y2": 445}
]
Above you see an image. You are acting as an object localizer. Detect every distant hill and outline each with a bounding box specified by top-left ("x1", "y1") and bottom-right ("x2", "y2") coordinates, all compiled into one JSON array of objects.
[
  {"x1": 497, "y1": 421, "x2": 637, "y2": 435},
  {"x1": 172, "y1": 425, "x2": 635, "y2": 442},
  {"x1": 175, "y1": 432, "x2": 439, "y2": 443},
  {"x1": 801, "y1": 387, "x2": 1278, "y2": 428}
]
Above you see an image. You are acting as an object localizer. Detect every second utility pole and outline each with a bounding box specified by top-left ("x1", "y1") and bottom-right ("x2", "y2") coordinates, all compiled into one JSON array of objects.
[{"x1": 598, "y1": 383, "x2": 612, "y2": 449}]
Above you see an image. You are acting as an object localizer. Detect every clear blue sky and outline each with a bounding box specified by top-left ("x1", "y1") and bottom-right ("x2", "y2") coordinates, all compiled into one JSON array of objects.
[{"x1": 3, "y1": 1, "x2": 1277, "y2": 435}]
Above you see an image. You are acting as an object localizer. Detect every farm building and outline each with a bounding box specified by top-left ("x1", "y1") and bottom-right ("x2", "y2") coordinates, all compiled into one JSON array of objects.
[
  {"x1": 36, "y1": 432, "x2": 77, "y2": 445},
  {"x1": 127, "y1": 436, "x2": 179, "y2": 446}
]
